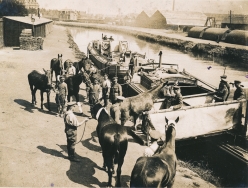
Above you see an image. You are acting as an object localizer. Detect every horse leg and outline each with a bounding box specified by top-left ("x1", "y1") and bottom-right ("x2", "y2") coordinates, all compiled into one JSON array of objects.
[
  {"x1": 67, "y1": 94, "x2": 71, "y2": 102},
  {"x1": 75, "y1": 94, "x2": 83, "y2": 113},
  {"x1": 115, "y1": 158, "x2": 124, "y2": 187},
  {"x1": 51, "y1": 69, "x2": 53, "y2": 83},
  {"x1": 40, "y1": 90, "x2": 44, "y2": 110},
  {"x1": 29, "y1": 84, "x2": 34, "y2": 105},
  {"x1": 33, "y1": 88, "x2": 37, "y2": 105},
  {"x1": 47, "y1": 91, "x2": 51, "y2": 111},
  {"x1": 106, "y1": 157, "x2": 114, "y2": 187}
]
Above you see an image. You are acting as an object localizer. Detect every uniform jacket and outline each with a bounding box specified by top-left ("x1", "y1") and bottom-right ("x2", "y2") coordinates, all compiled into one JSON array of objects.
[
  {"x1": 110, "y1": 83, "x2": 122, "y2": 102},
  {"x1": 233, "y1": 86, "x2": 245, "y2": 100}
]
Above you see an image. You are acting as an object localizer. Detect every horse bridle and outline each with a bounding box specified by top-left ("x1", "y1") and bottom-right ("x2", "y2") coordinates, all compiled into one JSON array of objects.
[
  {"x1": 165, "y1": 120, "x2": 176, "y2": 131},
  {"x1": 96, "y1": 107, "x2": 108, "y2": 120}
]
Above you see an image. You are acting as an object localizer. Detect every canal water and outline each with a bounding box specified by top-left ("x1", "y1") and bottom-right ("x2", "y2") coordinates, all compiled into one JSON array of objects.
[{"x1": 67, "y1": 26, "x2": 247, "y2": 88}]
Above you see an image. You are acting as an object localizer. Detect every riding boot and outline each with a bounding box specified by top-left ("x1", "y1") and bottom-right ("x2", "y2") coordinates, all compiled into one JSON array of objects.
[{"x1": 69, "y1": 149, "x2": 80, "y2": 162}]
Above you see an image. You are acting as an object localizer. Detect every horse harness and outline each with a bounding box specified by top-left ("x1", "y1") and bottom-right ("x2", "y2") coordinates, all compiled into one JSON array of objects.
[{"x1": 96, "y1": 107, "x2": 108, "y2": 120}]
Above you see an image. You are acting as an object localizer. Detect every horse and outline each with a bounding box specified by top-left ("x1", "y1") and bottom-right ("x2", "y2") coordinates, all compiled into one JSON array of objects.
[
  {"x1": 50, "y1": 54, "x2": 63, "y2": 83},
  {"x1": 64, "y1": 71, "x2": 91, "y2": 103},
  {"x1": 130, "y1": 116, "x2": 179, "y2": 188},
  {"x1": 28, "y1": 69, "x2": 55, "y2": 111},
  {"x1": 91, "y1": 102, "x2": 128, "y2": 187},
  {"x1": 119, "y1": 81, "x2": 167, "y2": 128}
]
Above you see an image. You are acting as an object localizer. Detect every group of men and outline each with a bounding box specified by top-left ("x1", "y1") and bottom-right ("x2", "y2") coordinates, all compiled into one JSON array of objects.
[{"x1": 214, "y1": 75, "x2": 245, "y2": 102}]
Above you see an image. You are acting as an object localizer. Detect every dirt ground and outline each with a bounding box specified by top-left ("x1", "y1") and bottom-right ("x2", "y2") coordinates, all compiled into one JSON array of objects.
[{"x1": 0, "y1": 25, "x2": 215, "y2": 187}]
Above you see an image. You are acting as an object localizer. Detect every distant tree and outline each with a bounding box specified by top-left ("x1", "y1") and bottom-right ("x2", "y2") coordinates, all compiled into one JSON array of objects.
[
  {"x1": 28, "y1": 8, "x2": 37, "y2": 15},
  {"x1": 0, "y1": 0, "x2": 28, "y2": 17}
]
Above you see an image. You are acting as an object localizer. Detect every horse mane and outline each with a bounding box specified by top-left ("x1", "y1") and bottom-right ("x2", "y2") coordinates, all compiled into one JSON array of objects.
[{"x1": 165, "y1": 125, "x2": 174, "y2": 143}]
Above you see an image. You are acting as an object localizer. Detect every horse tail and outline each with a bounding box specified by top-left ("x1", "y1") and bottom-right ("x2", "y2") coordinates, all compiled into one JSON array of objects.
[{"x1": 113, "y1": 133, "x2": 121, "y2": 163}]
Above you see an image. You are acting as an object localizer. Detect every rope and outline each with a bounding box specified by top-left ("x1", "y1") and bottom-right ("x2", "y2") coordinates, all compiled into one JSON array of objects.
[{"x1": 75, "y1": 121, "x2": 87, "y2": 145}]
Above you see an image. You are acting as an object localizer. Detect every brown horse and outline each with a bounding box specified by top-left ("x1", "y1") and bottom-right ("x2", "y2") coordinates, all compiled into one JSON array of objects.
[
  {"x1": 65, "y1": 71, "x2": 92, "y2": 103},
  {"x1": 91, "y1": 102, "x2": 128, "y2": 187},
  {"x1": 119, "y1": 81, "x2": 167, "y2": 127},
  {"x1": 50, "y1": 54, "x2": 63, "y2": 83},
  {"x1": 130, "y1": 116, "x2": 179, "y2": 188},
  {"x1": 28, "y1": 69, "x2": 55, "y2": 111}
]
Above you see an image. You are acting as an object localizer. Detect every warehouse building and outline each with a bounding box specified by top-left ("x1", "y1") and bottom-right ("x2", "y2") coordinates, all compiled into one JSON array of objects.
[
  {"x1": 149, "y1": 10, "x2": 207, "y2": 31},
  {"x1": 3, "y1": 16, "x2": 53, "y2": 47}
]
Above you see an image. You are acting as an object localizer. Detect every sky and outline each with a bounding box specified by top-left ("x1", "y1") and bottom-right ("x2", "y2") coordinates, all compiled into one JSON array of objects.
[{"x1": 36, "y1": 0, "x2": 248, "y2": 15}]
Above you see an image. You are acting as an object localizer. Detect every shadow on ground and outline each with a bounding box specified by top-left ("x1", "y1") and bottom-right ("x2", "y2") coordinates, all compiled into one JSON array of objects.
[
  {"x1": 14, "y1": 99, "x2": 57, "y2": 115},
  {"x1": 37, "y1": 145, "x2": 106, "y2": 187}
]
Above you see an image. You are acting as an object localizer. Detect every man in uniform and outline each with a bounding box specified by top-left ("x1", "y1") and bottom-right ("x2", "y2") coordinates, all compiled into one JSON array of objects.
[
  {"x1": 169, "y1": 86, "x2": 183, "y2": 110},
  {"x1": 88, "y1": 79, "x2": 102, "y2": 117},
  {"x1": 217, "y1": 75, "x2": 230, "y2": 101},
  {"x1": 110, "y1": 76, "x2": 122, "y2": 104},
  {"x1": 110, "y1": 96, "x2": 125, "y2": 124},
  {"x1": 55, "y1": 75, "x2": 68, "y2": 117},
  {"x1": 101, "y1": 73, "x2": 111, "y2": 107},
  {"x1": 214, "y1": 82, "x2": 228, "y2": 102},
  {"x1": 233, "y1": 80, "x2": 245, "y2": 100},
  {"x1": 64, "y1": 102, "x2": 89, "y2": 162},
  {"x1": 129, "y1": 56, "x2": 135, "y2": 77}
]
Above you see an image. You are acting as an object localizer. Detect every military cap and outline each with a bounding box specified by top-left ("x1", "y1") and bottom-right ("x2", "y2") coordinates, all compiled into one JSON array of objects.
[
  {"x1": 116, "y1": 96, "x2": 125, "y2": 101},
  {"x1": 234, "y1": 80, "x2": 241, "y2": 84},
  {"x1": 173, "y1": 86, "x2": 180, "y2": 90},
  {"x1": 66, "y1": 102, "x2": 76, "y2": 107},
  {"x1": 103, "y1": 73, "x2": 108, "y2": 77},
  {"x1": 149, "y1": 130, "x2": 162, "y2": 140},
  {"x1": 220, "y1": 75, "x2": 227, "y2": 79},
  {"x1": 59, "y1": 75, "x2": 65, "y2": 79},
  {"x1": 112, "y1": 76, "x2": 118, "y2": 80}
]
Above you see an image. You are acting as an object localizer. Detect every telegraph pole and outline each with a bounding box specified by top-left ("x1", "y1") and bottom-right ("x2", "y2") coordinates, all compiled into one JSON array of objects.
[{"x1": 229, "y1": 10, "x2": 232, "y2": 24}]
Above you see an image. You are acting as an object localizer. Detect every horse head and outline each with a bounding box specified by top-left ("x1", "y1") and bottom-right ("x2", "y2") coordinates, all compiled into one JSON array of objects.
[
  {"x1": 164, "y1": 116, "x2": 179, "y2": 147},
  {"x1": 57, "y1": 54, "x2": 63, "y2": 73},
  {"x1": 43, "y1": 68, "x2": 52, "y2": 87}
]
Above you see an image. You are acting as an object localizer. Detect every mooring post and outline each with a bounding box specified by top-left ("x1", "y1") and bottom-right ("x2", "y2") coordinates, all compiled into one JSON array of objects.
[{"x1": 158, "y1": 51, "x2": 162, "y2": 68}]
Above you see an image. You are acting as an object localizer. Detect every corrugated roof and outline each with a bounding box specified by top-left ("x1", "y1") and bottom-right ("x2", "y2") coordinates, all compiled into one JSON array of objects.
[
  {"x1": 3, "y1": 16, "x2": 53, "y2": 26},
  {"x1": 159, "y1": 10, "x2": 207, "y2": 26}
]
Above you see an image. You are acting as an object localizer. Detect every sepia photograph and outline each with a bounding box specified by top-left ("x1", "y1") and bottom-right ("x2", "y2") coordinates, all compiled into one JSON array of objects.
[{"x1": 0, "y1": 0, "x2": 247, "y2": 187}]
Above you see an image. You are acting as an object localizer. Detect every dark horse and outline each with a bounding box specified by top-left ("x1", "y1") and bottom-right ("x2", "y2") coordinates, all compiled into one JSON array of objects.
[
  {"x1": 28, "y1": 69, "x2": 55, "y2": 111},
  {"x1": 130, "y1": 116, "x2": 179, "y2": 188},
  {"x1": 50, "y1": 54, "x2": 63, "y2": 83},
  {"x1": 64, "y1": 71, "x2": 91, "y2": 102},
  {"x1": 91, "y1": 103, "x2": 128, "y2": 187}
]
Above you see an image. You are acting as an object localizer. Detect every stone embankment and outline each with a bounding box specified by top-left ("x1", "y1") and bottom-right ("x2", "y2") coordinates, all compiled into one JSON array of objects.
[{"x1": 56, "y1": 21, "x2": 248, "y2": 63}]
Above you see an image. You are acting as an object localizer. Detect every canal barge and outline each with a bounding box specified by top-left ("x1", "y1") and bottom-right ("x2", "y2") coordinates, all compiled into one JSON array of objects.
[
  {"x1": 87, "y1": 34, "x2": 146, "y2": 83},
  {"x1": 126, "y1": 60, "x2": 248, "y2": 146}
]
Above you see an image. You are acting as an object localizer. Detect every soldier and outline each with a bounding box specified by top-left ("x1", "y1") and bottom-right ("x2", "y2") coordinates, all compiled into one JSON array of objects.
[
  {"x1": 214, "y1": 82, "x2": 228, "y2": 102},
  {"x1": 129, "y1": 56, "x2": 135, "y2": 77},
  {"x1": 169, "y1": 86, "x2": 183, "y2": 110},
  {"x1": 55, "y1": 75, "x2": 67, "y2": 117},
  {"x1": 110, "y1": 96, "x2": 125, "y2": 124},
  {"x1": 110, "y1": 76, "x2": 122, "y2": 104},
  {"x1": 101, "y1": 73, "x2": 111, "y2": 107},
  {"x1": 64, "y1": 102, "x2": 89, "y2": 162},
  {"x1": 89, "y1": 79, "x2": 102, "y2": 117},
  {"x1": 217, "y1": 75, "x2": 230, "y2": 101},
  {"x1": 233, "y1": 80, "x2": 245, "y2": 100}
]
